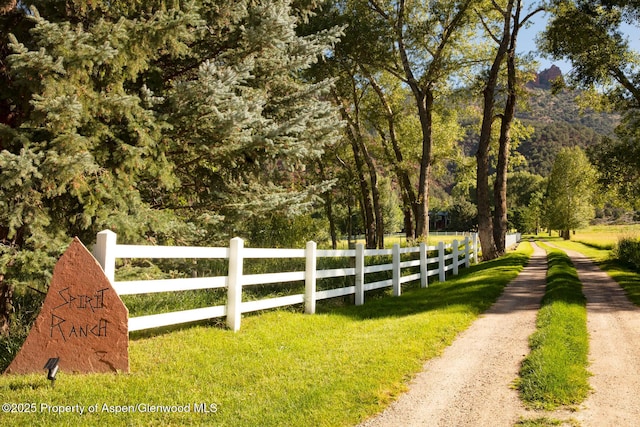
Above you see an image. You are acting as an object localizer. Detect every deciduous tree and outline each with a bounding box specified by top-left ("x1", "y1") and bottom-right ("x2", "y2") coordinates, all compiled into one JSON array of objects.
[{"x1": 545, "y1": 147, "x2": 597, "y2": 239}]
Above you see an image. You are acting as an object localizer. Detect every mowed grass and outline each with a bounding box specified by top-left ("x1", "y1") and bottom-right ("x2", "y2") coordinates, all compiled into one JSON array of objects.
[
  {"x1": 0, "y1": 243, "x2": 532, "y2": 427},
  {"x1": 572, "y1": 223, "x2": 640, "y2": 250},
  {"x1": 518, "y1": 243, "x2": 590, "y2": 410},
  {"x1": 333, "y1": 233, "x2": 474, "y2": 249}
]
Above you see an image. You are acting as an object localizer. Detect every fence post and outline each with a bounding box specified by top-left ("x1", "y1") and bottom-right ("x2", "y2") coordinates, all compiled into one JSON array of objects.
[
  {"x1": 355, "y1": 243, "x2": 365, "y2": 306},
  {"x1": 227, "y1": 237, "x2": 244, "y2": 332},
  {"x1": 464, "y1": 236, "x2": 470, "y2": 268},
  {"x1": 93, "y1": 230, "x2": 117, "y2": 283},
  {"x1": 438, "y1": 241, "x2": 446, "y2": 282},
  {"x1": 420, "y1": 242, "x2": 428, "y2": 288},
  {"x1": 305, "y1": 241, "x2": 317, "y2": 314},
  {"x1": 392, "y1": 243, "x2": 401, "y2": 296},
  {"x1": 453, "y1": 239, "x2": 459, "y2": 275}
]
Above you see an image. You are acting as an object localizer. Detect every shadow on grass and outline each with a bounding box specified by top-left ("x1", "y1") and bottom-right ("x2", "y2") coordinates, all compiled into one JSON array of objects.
[
  {"x1": 321, "y1": 251, "x2": 531, "y2": 321},
  {"x1": 597, "y1": 259, "x2": 640, "y2": 307}
]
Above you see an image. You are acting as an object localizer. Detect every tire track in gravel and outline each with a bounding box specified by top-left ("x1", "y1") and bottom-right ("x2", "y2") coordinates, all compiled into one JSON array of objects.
[
  {"x1": 557, "y1": 248, "x2": 640, "y2": 426},
  {"x1": 358, "y1": 243, "x2": 548, "y2": 427}
]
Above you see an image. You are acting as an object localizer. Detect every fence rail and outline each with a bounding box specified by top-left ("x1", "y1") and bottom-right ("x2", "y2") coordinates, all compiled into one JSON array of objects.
[{"x1": 93, "y1": 230, "x2": 483, "y2": 333}]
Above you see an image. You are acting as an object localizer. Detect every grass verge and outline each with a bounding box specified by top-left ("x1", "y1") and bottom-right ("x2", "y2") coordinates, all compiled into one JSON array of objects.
[
  {"x1": 515, "y1": 417, "x2": 579, "y2": 427},
  {"x1": 0, "y1": 244, "x2": 532, "y2": 426},
  {"x1": 517, "y1": 243, "x2": 590, "y2": 410}
]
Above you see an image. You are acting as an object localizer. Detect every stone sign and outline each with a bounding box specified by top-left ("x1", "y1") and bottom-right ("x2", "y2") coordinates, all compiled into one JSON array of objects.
[{"x1": 4, "y1": 238, "x2": 129, "y2": 375}]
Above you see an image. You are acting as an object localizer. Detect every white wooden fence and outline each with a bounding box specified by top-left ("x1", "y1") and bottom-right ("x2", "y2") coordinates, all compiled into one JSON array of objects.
[
  {"x1": 505, "y1": 232, "x2": 522, "y2": 249},
  {"x1": 92, "y1": 230, "x2": 480, "y2": 333}
]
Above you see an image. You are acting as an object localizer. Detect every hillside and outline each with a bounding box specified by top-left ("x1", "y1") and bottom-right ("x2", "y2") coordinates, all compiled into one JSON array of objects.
[{"x1": 515, "y1": 67, "x2": 621, "y2": 176}]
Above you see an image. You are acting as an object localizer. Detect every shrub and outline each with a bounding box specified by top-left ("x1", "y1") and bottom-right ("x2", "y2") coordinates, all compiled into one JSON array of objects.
[{"x1": 614, "y1": 237, "x2": 640, "y2": 271}]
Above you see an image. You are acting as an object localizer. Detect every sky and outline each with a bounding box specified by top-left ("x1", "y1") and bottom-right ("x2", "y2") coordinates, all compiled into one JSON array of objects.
[
  {"x1": 516, "y1": 12, "x2": 571, "y2": 73},
  {"x1": 516, "y1": 11, "x2": 640, "y2": 74}
]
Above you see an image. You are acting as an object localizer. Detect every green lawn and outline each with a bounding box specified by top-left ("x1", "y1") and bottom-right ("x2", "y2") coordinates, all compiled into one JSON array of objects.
[
  {"x1": 546, "y1": 223, "x2": 640, "y2": 250},
  {"x1": 0, "y1": 243, "x2": 532, "y2": 426}
]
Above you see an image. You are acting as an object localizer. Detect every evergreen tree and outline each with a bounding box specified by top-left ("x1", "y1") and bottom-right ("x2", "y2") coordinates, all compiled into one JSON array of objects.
[{"x1": 0, "y1": 1, "x2": 342, "y2": 333}]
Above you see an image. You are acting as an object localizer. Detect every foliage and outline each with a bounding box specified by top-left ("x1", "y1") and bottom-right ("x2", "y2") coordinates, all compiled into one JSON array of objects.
[
  {"x1": 0, "y1": 1, "x2": 342, "y2": 297},
  {"x1": 544, "y1": 147, "x2": 597, "y2": 238},
  {"x1": 447, "y1": 198, "x2": 477, "y2": 232},
  {"x1": 0, "y1": 286, "x2": 43, "y2": 369},
  {"x1": 540, "y1": 0, "x2": 640, "y2": 207},
  {"x1": 518, "y1": 244, "x2": 590, "y2": 410},
  {"x1": 540, "y1": 0, "x2": 639, "y2": 101},
  {"x1": 518, "y1": 120, "x2": 610, "y2": 176},
  {"x1": 244, "y1": 211, "x2": 330, "y2": 249},
  {"x1": 614, "y1": 236, "x2": 640, "y2": 270},
  {"x1": 588, "y1": 113, "x2": 640, "y2": 208}
]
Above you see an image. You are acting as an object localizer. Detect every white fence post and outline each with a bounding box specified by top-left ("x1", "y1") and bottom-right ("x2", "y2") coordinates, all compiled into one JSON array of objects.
[
  {"x1": 93, "y1": 230, "x2": 117, "y2": 283},
  {"x1": 355, "y1": 243, "x2": 365, "y2": 305},
  {"x1": 464, "y1": 236, "x2": 471, "y2": 268},
  {"x1": 420, "y1": 242, "x2": 428, "y2": 288},
  {"x1": 438, "y1": 241, "x2": 446, "y2": 282},
  {"x1": 392, "y1": 243, "x2": 401, "y2": 296},
  {"x1": 227, "y1": 237, "x2": 244, "y2": 332},
  {"x1": 305, "y1": 241, "x2": 317, "y2": 314},
  {"x1": 453, "y1": 239, "x2": 459, "y2": 276}
]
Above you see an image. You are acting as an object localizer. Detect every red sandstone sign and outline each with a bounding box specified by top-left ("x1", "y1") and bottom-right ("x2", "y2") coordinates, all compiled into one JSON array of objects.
[{"x1": 4, "y1": 238, "x2": 129, "y2": 375}]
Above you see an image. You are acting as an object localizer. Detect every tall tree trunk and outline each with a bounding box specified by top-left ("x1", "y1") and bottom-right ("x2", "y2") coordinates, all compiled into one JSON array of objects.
[
  {"x1": 350, "y1": 136, "x2": 376, "y2": 248},
  {"x1": 394, "y1": 0, "x2": 432, "y2": 239},
  {"x1": 403, "y1": 208, "x2": 414, "y2": 239},
  {"x1": 476, "y1": 0, "x2": 514, "y2": 261},
  {"x1": 415, "y1": 89, "x2": 434, "y2": 238},
  {"x1": 357, "y1": 136, "x2": 384, "y2": 249},
  {"x1": 493, "y1": 4, "x2": 520, "y2": 256},
  {"x1": 318, "y1": 161, "x2": 337, "y2": 249},
  {"x1": 365, "y1": 69, "x2": 417, "y2": 241},
  {"x1": 334, "y1": 91, "x2": 377, "y2": 249},
  {"x1": 0, "y1": 275, "x2": 13, "y2": 336}
]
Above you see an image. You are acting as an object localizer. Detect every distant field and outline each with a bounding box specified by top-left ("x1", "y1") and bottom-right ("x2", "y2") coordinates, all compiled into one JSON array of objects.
[
  {"x1": 572, "y1": 224, "x2": 640, "y2": 249},
  {"x1": 332, "y1": 233, "x2": 475, "y2": 249}
]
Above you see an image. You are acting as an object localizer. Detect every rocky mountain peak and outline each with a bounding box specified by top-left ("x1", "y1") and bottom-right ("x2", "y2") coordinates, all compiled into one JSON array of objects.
[{"x1": 527, "y1": 65, "x2": 564, "y2": 89}]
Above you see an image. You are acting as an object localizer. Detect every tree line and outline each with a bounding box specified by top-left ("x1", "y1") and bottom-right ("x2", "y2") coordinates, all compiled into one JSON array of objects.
[{"x1": 1, "y1": 0, "x2": 640, "y2": 334}]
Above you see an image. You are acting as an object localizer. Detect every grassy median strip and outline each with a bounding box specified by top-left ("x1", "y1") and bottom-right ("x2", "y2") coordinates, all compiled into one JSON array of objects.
[
  {"x1": 518, "y1": 244, "x2": 590, "y2": 410},
  {"x1": 0, "y1": 244, "x2": 531, "y2": 427}
]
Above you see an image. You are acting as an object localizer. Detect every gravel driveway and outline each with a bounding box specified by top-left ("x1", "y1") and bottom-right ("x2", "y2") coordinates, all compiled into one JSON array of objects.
[
  {"x1": 561, "y1": 248, "x2": 640, "y2": 426},
  {"x1": 358, "y1": 242, "x2": 640, "y2": 427}
]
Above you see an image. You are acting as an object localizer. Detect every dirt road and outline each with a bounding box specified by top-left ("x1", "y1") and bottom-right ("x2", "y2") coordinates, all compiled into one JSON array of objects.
[
  {"x1": 359, "y1": 243, "x2": 548, "y2": 426},
  {"x1": 359, "y1": 242, "x2": 640, "y2": 427},
  {"x1": 561, "y1": 248, "x2": 640, "y2": 426}
]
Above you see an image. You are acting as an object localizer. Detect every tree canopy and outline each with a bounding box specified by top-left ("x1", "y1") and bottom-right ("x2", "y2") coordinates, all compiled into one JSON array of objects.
[{"x1": 541, "y1": 0, "x2": 640, "y2": 208}]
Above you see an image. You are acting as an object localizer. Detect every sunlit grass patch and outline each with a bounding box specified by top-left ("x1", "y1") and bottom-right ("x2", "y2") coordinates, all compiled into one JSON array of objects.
[
  {"x1": 516, "y1": 416, "x2": 580, "y2": 427},
  {"x1": 518, "y1": 244, "x2": 590, "y2": 410}
]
